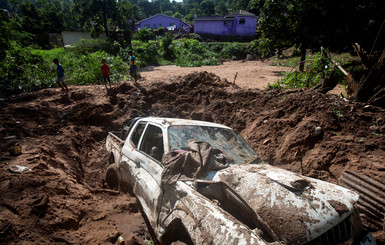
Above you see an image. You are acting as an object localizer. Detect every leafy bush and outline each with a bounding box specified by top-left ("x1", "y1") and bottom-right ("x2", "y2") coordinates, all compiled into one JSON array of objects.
[
  {"x1": 0, "y1": 45, "x2": 130, "y2": 94},
  {"x1": 173, "y1": 39, "x2": 219, "y2": 67},
  {"x1": 161, "y1": 34, "x2": 175, "y2": 60},
  {"x1": 203, "y1": 42, "x2": 250, "y2": 60},
  {"x1": 66, "y1": 38, "x2": 121, "y2": 56},
  {"x1": 133, "y1": 28, "x2": 154, "y2": 42},
  {"x1": 154, "y1": 27, "x2": 165, "y2": 37},
  {"x1": 126, "y1": 41, "x2": 160, "y2": 66},
  {"x1": 0, "y1": 45, "x2": 53, "y2": 93},
  {"x1": 64, "y1": 51, "x2": 129, "y2": 84},
  {"x1": 275, "y1": 51, "x2": 345, "y2": 89},
  {"x1": 220, "y1": 43, "x2": 249, "y2": 59},
  {"x1": 250, "y1": 37, "x2": 275, "y2": 58}
]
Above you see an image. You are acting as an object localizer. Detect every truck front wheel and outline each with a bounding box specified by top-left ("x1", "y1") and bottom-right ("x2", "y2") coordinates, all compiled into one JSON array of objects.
[{"x1": 105, "y1": 163, "x2": 120, "y2": 190}]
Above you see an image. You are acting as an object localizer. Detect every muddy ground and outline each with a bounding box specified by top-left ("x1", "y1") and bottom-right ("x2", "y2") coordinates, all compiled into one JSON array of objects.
[
  {"x1": 140, "y1": 60, "x2": 292, "y2": 90},
  {"x1": 0, "y1": 71, "x2": 384, "y2": 244}
]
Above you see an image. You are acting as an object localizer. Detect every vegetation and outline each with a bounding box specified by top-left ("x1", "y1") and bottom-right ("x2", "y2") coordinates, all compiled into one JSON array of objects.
[
  {"x1": 0, "y1": 40, "x2": 129, "y2": 93},
  {"x1": 249, "y1": 0, "x2": 384, "y2": 71},
  {"x1": 0, "y1": 0, "x2": 384, "y2": 105},
  {"x1": 0, "y1": 31, "x2": 249, "y2": 93},
  {"x1": 269, "y1": 50, "x2": 359, "y2": 90}
]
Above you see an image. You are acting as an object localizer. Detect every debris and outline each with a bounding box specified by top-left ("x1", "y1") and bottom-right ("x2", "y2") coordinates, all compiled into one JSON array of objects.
[
  {"x1": 9, "y1": 143, "x2": 22, "y2": 156},
  {"x1": 369, "y1": 125, "x2": 379, "y2": 131},
  {"x1": 118, "y1": 235, "x2": 125, "y2": 245},
  {"x1": 313, "y1": 126, "x2": 323, "y2": 137},
  {"x1": 3, "y1": 135, "x2": 17, "y2": 140},
  {"x1": 263, "y1": 139, "x2": 271, "y2": 145},
  {"x1": 359, "y1": 137, "x2": 365, "y2": 143},
  {"x1": 9, "y1": 165, "x2": 31, "y2": 173},
  {"x1": 233, "y1": 72, "x2": 238, "y2": 84},
  {"x1": 339, "y1": 171, "x2": 385, "y2": 230}
]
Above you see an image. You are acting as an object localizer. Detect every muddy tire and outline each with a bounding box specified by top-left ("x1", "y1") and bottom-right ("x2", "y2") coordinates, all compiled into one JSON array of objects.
[{"x1": 105, "y1": 163, "x2": 120, "y2": 190}]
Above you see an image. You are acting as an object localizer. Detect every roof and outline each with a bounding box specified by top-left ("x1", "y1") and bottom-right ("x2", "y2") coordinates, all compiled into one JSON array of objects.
[
  {"x1": 194, "y1": 16, "x2": 235, "y2": 21},
  {"x1": 194, "y1": 10, "x2": 256, "y2": 21},
  {"x1": 136, "y1": 117, "x2": 231, "y2": 129},
  {"x1": 136, "y1": 14, "x2": 192, "y2": 27},
  {"x1": 226, "y1": 10, "x2": 256, "y2": 17}
]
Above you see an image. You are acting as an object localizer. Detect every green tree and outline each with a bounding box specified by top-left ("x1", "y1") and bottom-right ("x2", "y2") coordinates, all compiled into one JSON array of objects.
[
  {"x1": 214, "y1": 0, "x2": 227, "y2": 16},
  {"x1": 251, "y1": 0, "x2": 385, "y2": 71},
  {"x1": 116, "y1": 0, "x2": 139, "y2": 47},
  {"x1": 172, "y1": 12, "x2": 182, "y2": 19},
  {"x1": 74, "y1": 0, "x2": 117, "y2": 37},
  {"x1": 137, "y1": 0, "x2": 155, "y2": 17},
  {"x1": 200, "y1": 0, "x2": 215, "y2": 16}
]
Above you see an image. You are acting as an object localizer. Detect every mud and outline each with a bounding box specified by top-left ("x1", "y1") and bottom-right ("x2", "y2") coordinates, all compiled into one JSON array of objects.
[{"x1": 0, "y1": 71, "x2": 384, "y2": 244}]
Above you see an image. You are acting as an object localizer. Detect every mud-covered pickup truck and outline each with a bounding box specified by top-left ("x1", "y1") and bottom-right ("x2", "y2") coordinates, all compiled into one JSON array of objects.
[{"x1": 105, "y1": 117, "x2": 375, "y2": 245}]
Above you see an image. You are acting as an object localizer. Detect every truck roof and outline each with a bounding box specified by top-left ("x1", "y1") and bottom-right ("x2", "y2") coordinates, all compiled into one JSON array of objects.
[{"x1": 137, "y1": 117, "x2": 232, "y2": 129}]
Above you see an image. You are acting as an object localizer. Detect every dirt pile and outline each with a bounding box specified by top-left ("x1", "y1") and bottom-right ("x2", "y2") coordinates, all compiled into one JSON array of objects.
[{"x1": 0, "y1": 71, "x2": 384, "y2": 244}]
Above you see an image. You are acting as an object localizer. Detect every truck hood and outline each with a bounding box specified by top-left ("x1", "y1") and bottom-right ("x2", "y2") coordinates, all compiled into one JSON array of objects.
[{"x1": 204, "y1": 163, "x2": 359, "y2": 244}]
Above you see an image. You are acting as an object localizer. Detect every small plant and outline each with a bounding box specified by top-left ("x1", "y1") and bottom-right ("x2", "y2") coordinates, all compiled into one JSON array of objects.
[
  {"x1": 372, "y1": 132, "x2": 383, "y2": 136},
  {"x1": 332, "y1": 109, "x2": 343, "y2": 117}
]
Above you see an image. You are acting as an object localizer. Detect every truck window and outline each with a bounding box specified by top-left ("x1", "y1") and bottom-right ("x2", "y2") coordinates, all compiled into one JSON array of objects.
[
  {"x1": 139, "y1": 125, "x2": 164, "y2": 162},
  {"x1": 131, "y1": 123, "x2": 146, "y2": 148}
]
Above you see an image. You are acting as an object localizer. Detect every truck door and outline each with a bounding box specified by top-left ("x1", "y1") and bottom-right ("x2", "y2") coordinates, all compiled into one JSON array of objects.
[{"x1": 134, "y1": 123, "x2": 164, "y2": 228}]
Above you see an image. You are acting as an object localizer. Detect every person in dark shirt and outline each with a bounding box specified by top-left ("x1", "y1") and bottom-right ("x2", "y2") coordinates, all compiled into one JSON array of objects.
[{"x1": 53, "y1": 58, "x2": 69, "y2": 94}]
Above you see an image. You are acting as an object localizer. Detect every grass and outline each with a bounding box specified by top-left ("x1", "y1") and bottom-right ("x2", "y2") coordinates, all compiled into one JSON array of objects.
[{"x1": 270, "y1": 50, "x2": 359, "y2": 68}]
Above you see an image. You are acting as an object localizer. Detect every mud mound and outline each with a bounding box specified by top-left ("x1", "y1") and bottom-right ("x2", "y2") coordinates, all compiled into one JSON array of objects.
[{"x1": 0, "y1": 71, "x2": 384, "y2": 243}]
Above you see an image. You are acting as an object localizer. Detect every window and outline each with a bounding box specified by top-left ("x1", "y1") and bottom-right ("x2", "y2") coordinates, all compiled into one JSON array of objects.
[
  {"x1": 239, "y1": 18, "x2": 246, "y2": 24},
  {"x1": 144, "y1": 24, "x2": 150, "y2": 28},
  {"x1": 131, "y1": 123, "x2": 146, "y2": 148},
  {"x1": 153, "y1": 24, "x2": 156, "y2": 28},
  {"x1": 168, "y1": 125, "x2": 259, "y2": 165},
  {"x1": 139, "y1": 125, "x2": 164, "y2": 161}
]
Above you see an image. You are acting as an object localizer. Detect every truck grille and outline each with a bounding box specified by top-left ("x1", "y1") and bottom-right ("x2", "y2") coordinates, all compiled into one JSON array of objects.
[{"x1": 306, "y1": 215, "x2": 352, "y2": 245}]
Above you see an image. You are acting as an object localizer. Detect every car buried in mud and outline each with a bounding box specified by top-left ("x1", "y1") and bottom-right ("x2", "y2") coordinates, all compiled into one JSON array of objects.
[{"x1": 105, "y1": 117, "x2": 375, "y2": 245}]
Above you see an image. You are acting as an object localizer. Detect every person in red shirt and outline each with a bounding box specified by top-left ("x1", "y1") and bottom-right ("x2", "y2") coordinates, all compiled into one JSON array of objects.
[{"x1": 101, "y1": 59, "x2": 111, "y2": 89}]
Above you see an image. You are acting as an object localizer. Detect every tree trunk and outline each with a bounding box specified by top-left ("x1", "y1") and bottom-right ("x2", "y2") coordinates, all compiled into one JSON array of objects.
[
  {"x1": 299, "y1": 47, "x2": 306, "y2": 72},
  {"x1": 103, "y1": 11, "x2": 109, "y2": 38},
  {"x1": 354, "y1": 47, "x2": 385, "y2": 107}
]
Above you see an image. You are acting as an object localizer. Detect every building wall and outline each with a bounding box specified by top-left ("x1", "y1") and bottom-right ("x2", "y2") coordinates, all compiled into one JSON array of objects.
[
  {"x1": 194, "y1": 19, "x2": 234, "y2": 36},
  {"x1": 232, "y1": 16, "x2": 257, "y2": 36},
  {"x1": 138, "y1": 15, "x2": 190, "y2": 33},
  {"x1": 194, "y1": 16, "x2": 256, "y2": 36},
  {"x1": 61, "y1": 31, "x2": 107, "y2": 46}
]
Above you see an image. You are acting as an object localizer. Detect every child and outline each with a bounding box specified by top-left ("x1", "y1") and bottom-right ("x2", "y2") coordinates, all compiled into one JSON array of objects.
[
  {"x1": 101, "y1": 59, "x2": 112, "y2": 89},
  {"x1": 53, "y1": 58, "x2": 69, "y2": 94},
  {"x1": 128, "y1": 50, "x2": 138, "y2": 83}
]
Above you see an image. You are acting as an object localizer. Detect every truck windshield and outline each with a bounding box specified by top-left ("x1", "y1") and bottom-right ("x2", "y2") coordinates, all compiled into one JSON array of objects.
[{"x1": 168, "y1": 125, "x2": 261, "y2": 164}]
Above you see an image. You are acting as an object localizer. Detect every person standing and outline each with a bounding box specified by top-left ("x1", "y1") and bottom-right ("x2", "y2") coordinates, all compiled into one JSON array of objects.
[
  {"x1": 53, "y1": 58, "x2": 69, "y2": 94},
  {"x1": 128, "y1": 50, "x2": 138, "y2": 83},
  {"x1": 101, "y1": 59, "x2": 112, "y2": 89}
]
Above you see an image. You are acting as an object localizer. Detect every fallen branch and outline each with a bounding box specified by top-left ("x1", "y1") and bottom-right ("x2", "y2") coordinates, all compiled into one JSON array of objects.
[
  {"x1": 233, "y1": 72, "x2": 238, "y2": 84},
  {"x1": 84, "y1": 183, "x2": 120, "y2": 195}
]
